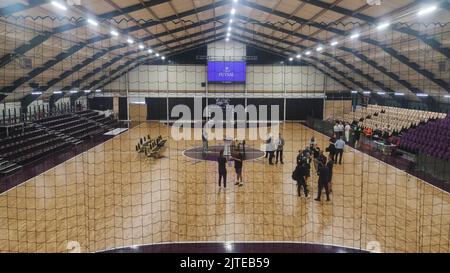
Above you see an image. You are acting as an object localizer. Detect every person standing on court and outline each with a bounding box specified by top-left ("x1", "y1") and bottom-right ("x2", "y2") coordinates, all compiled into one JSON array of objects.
[
  {"x1": 338, "y1": 122, "x2": 344, "y2": 138},
  {"x1": 333, "y1": 122, "x2": 339, "y2": 138},
  {"x1": 275, "y1": 133, "x2": 285, "y2": 164},
  {"x1": 265, "y1": 134, "x2": 275, "y2": 165},
  {"x1": 315, "y1": 159, "x2": 331, "y2": 202},
  {"x1": 334, "y1": 136, "x2": 345, "y2": 164},
  {"x1": 264, "y1": 133, "x2": 272, "y2": 159},
  {"x1": 232, "y1": 152, "x2": 244, "y2": 187},
  {"x1": 293, "y1": 161, "x2": 309, "y2": 197},
  {"x1": 326, "y1": 139, "x2": 336, "y2": 162},
  {"x1": 217, "y1": 150, "x2": 227, "y2": 189},
  {"x1": 353, "y1": 125, "x2": 362, "y2": 148},
  {"x1": 344, "y1": 123, "x2": 351, "y2": 143},
  {"x1": 326, "y1": 158, "x2": 334, "y2": 193}
]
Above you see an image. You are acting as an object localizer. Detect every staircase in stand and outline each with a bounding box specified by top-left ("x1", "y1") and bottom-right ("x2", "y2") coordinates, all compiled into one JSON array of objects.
[{"x1": 0, "y1": 157, "x2": 22, "y2": 175}]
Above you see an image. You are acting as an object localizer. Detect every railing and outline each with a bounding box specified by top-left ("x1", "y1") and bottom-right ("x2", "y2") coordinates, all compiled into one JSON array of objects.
[{"x1": 416, "y1": 153, "x2": 450, "y2": 182}]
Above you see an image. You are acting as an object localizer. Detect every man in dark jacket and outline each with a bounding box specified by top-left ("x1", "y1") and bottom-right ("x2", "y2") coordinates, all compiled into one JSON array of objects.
[
  {"x1": 326, "y1": 159, "x2": 334, "y2": 193},
  {"x1": 315, "y1": 162, "x2": 331, "y2": 202},
  {"x1": 326, "y1": 140, "x2": 337, "y2": 161},
  {"x1": 217, "y1": 150, "x2": 227, "y2": 188},
  {"x1": 293, "y1": 162, "x2": 309, "y2": 197}
]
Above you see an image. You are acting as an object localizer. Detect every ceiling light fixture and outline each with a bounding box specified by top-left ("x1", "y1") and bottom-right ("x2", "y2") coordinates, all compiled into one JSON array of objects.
[
  {"x1": 51, "y1": 1, "x2": 67, "y2": 11},
  {"x1": 418, "y1": 5, "x2": 437, "y2": 16},
  {"x1": 87, "y1": 19, "x2": 98, "y2": 26},
  {"x1": 377, "y1": 22, "x2": 390, "y2": 30}
]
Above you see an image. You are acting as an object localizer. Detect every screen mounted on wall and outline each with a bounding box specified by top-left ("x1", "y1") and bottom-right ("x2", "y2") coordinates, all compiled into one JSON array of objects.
[{"x1": 207, "y1": 61, "x2": 246, "y2": 83}]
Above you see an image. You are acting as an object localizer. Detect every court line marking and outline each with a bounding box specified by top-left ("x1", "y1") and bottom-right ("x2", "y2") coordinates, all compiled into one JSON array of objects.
[{"x1": 94, "y1": 240, "x2": 370, "y2": 253}]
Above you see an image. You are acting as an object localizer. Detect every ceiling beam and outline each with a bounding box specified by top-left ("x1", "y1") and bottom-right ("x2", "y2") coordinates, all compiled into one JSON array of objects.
[
  {"x1": 231, "y1": 35, "x2": 377, "y2": 102},
  {"x1": 239, "y1": 0, "x2": 450, "y2": 93},
  {"x1": 0, "y1": 1, "x2": 228, "y2": 98},
  {"x1": 11, "y1": 28, "x2": 227, "y2": 105},
  {"x1": 234, "y1": 15, "x2": 433, "y2": 96},
  {"x1": 301, "y1": 0, "x2": 450, "y2": 59},
  {"x1": 38, "y1": 25, "x2": 227, "y2": 93},
  {"x1": 0, "y1": 0, "x2": 47, "y2": 16},
  {"x1": 94, "y1": 36, "x2": 225, "y2": 91},
  {"x1": 234, "y1": 24, "x2": 441, "y2": 105},
  {"x1": 0, "y1": 0, "x2": 172, "y2": 69},
  {"x1": 0, "y1": 0, "x2": 227, "y2": 70},
  {"x1": 233, "y1": 23, "x2": 398, "y2": 94}
]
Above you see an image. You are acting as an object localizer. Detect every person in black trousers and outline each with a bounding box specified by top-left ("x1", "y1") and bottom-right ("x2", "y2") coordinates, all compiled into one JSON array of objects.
[
  {"x1": 326, "y1": 159, "x2": 334, "y2": 193},
  {"x1": 217, "y1": 150, "x2": 227, "y2": 189},
  {"x1": 326, "y1": 139, "x2": 336, "y2": 162},
  {"x1": 232, "y1": 152, "x2": 244, "y2": 187},
  {"x1": 293, "y1": 161, "x2": 309, "y2": 197},
  {"x1": 315, "y1": 159, "x2": 331, "y2": 202},
  {"x1": 275, "y1": 133, "x2": 285, "y2": 164}
]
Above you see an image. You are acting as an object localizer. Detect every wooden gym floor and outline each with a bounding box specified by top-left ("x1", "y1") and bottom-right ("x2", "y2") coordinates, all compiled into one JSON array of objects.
[{"x1": 0, "y1": 122, "x2": 448, "y2": 253}]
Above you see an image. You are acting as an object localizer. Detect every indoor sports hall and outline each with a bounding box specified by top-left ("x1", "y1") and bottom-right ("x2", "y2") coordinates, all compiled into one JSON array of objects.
[{"x1": 0, "y1": 0, "x2": 449, "y2": 253}]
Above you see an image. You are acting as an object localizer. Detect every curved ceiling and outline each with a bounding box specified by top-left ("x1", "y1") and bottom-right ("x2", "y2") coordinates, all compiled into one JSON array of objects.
[{"x1": 0, "y1": 0, "x2": 449, "y2": 103}]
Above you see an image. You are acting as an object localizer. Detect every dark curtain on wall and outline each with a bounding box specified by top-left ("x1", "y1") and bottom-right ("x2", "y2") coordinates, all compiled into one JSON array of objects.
[
  {"x1": 246, "y1": 98, "x2": 285, "y2": 121},
  {"x1": 88, "y1": 97, "x2": 113, "y2": 111},
  {"x1": 146, "y1": 98, "x2": 167, "y2": 120},
  {"x1": 168, "y1": 98, "x2": 195, "y2": 121},
  {"x1": 118, "y1": 97, "x2": 128, "y2": 120},
  {"x1": 286, "y1": 99, "x2": 323, "y2": 120}
]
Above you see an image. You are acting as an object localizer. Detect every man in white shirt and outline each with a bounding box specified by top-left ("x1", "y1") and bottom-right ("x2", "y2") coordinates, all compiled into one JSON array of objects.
[
  {"x1": 334, "y1": 137, "x2": 345, "y2": 164},
  {"x1": 333, "y1": 123, "x2": 339, "y2": 137},
  {"x1": 337, "y1": 122, "x2": 344, "y2": 138},
  {"x1": 275, "y1": 133, "x2": 285, "y2": 164},
  {"x1": 344, "y1": 123, "x2": 351, "y2": 143}
]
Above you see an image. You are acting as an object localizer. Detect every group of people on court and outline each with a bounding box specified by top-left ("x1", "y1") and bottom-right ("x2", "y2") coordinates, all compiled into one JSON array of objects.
[
  {"x1": 217, "y1": 149, "x2": 244, "y2": 189},
  {"x1": 216, "y1": 133, "x2": 286, "y2": 190},
  {"x1": 264, "y1": 133, "x2": 285, "y2": 165},
  {"x1": 215, "y1": 132, "x2": 346, "y2": 202},
  {"x1": 293, "y1": 135, "x2": 346, "y2": 201}
]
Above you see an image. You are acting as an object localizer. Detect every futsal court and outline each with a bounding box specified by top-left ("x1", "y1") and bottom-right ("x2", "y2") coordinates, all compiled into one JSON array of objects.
[{"x1": 0, "y1": 0, "x2": 449, "y2": 254}]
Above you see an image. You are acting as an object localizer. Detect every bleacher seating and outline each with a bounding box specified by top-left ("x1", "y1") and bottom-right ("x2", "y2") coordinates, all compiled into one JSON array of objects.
[
  {"x1": 0, "y1": 124, "x2": 71, "y2": 174},
  {"x1": 399, "y1": 116, "x2": 450, "y2": 161},
  {"x1": 336, "y1": 105, "x2": 447, "y2": 135},
  {"x1": 0, "y1": 110, "x2": 120, "y2": 176}
]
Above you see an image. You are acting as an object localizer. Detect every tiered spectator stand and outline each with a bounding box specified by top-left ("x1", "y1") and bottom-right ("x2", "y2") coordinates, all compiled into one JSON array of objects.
[{"x1": 0, "y1": 109, "x2": 120, "y2": 176}]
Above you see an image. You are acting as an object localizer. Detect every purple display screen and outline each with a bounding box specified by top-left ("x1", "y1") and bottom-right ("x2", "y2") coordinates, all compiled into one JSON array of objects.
[{"x1": 207, "y1": 61, "x2": 246, "y2": 83}]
